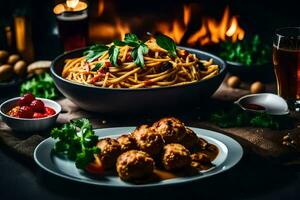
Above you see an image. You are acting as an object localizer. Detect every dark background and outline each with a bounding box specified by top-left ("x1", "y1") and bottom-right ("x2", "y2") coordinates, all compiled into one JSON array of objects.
[{"x1": 0, "y1": 0, "x2": 299, "y2": 60}]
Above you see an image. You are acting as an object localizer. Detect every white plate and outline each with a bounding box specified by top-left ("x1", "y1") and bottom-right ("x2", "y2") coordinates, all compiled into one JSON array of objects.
[{"x1": 34, "y1": 127, "x2": 243, "y2": 188}]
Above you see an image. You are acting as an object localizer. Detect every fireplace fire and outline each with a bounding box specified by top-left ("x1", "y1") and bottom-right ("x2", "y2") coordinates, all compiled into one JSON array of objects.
[{"x1": 89, "y1": 0, "x2": 245, "y2": 46}]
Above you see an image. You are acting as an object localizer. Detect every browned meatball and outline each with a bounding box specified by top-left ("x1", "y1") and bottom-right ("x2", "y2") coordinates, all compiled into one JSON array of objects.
[
  {"x1": 117, "y1": 134, "x2": 137, "y2": 152},
  {"x1": 180, "y1": 128, "x2": 199, "y2": 149},
  {"x1": 161, "y1": 143, "x2": 191, "y2": 171},
  {"x1": 152, "y1": 117, "x2": 186, "y2": 144},
  {"x1": 96, "y1": 138, "x2": 121, "y2": 170},
  {"x1": 131, "y1": 125, "x2": 164, "y2": 157},
  {"x1": 116, "y1": 150, "x2": 155, "y2": 181}
]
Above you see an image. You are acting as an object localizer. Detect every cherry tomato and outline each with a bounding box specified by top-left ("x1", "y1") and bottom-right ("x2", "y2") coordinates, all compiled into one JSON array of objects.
[
  {"x1": 125, "y1": 54, "x2": 133, "y2": 62},
  {"x1": 18, "y1": 106, "x2": 34, "y2": 118},
  {"x1": 45, "y1": 107, "x2": 56, "y2": 116},
  {"x1": 30, "y1": 99, "x2": 45, "y2": 113},
  {"x1": 33, "y1": 112, "x2": 47, "y2": 118},
  {"x1": 105, "y1": 61, "x2": 112, "y2": 67},
  {"x1": 85, "y1": 156, "x2": 104, "y2": 175},
  {"x1": 18, "y1": 93, "x2": 35, "y2": 106}
]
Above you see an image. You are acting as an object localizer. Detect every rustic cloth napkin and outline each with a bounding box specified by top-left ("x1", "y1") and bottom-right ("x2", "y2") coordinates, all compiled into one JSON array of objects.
[{"x1": 0, "y1": 83, "x2": 299, "y2": 165}]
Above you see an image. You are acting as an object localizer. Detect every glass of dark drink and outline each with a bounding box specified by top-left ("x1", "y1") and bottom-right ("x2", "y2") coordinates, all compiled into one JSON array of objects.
[
  {"x1": 54, "y1": 1, "x2": 89, "y2": 51},
  {"x1": 56, "y1": 10, "x2": 88, "y2": 51},
  {"x1": 273, "y1": 27, "x2": 300, "y2": 110}
]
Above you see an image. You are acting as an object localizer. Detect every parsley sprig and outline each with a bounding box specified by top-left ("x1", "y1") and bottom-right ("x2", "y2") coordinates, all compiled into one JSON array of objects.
[{"x1": 51, "y1": 118, "x2": 100, "y2": 169}]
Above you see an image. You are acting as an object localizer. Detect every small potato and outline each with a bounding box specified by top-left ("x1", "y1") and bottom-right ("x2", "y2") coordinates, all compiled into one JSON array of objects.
[
  {"x1": 7, "y1": 54, "x2": 20, "y2": 65},
  {"x1": 250, "y1": 81, "x2": 265, "y2": 93},
  {"x1": 0, "y1": 50, "x2": 9, "y2": 62},
  {"x1": 0, "y1": 64, "x2": 13, "y2": 81},
  {"x1": 227, "y1": 76, "x2": 241, "y2": 88},
  {"x1": 13, "y1": 60, "x2": 27, "y2": 77}
]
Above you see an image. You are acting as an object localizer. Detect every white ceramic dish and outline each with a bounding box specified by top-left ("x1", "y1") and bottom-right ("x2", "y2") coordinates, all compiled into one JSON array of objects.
[
  {"x1": 0, "y1": 97, "x2": 61, "y2": 132},
  {"x1": 235, "y1": 93, "x2": 289, "y2": 115},
  {"x1": 34, "y1": 127, "x2": 243, "y2": 188}
]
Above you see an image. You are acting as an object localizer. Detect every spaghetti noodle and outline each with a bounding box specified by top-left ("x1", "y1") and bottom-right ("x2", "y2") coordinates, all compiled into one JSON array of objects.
[{"x1": 61, "y1": 38, "x2": 220, "y2": 89}]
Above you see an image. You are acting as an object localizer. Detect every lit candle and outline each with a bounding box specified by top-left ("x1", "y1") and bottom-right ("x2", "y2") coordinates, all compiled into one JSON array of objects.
[{"x1": 53, "y1": 0, "x2": 89, "y2": 51}]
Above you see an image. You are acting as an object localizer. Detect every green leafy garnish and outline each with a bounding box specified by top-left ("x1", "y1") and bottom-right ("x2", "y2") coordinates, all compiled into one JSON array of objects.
[
  {"x1": 108, "y1": 45, "x2": 120, "y2": 67},
  {"x1": 156, "y1": 34, "x2": 177, "y2": 58},
  {"x1": 131, "y1": 43, "x2": 148, "y2": 68},
  {"x1": 210, "y1": 107, "x2": 293, "y2": 130},
  {"x1": 51, "y1": 118, "x2": 100, "y2": 169},
  {"x1": 20, "y1": 72, "x2": 59, "y2": 99},
  {"x1": 113, "y1": 33, "x2": 148, "y2": 68},
  {"x1": 84, "y1": 44, "x2": 109, "y2": 63},
  {"x1": 220, "y1": 35, "x2": 270, "y2": 66},
  {"x1": 91, "y1": 63, "x2": 104, "y2": 71}
]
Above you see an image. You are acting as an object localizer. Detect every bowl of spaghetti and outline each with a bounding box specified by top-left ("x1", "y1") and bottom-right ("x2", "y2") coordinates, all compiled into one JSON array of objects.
[{"x1": 51, "y1": 34, "x2": 226, "y2": 113}]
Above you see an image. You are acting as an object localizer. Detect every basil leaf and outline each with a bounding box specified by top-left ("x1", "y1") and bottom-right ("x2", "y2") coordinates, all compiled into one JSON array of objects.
[
  {"x1": 124, "y1": 33, "x2": 139, "y2": 43},
  {"x1": 156, "y1": 34, "x2": 177, "y2": 57},
  {"x1": 109, "y1": 45, "x2": 120, "y2": 67},
  {"x1": 84, "y1": 44, "x2": 109, "y2": 62},
  {"x1": 113, "y1": 39, "x2": 126, "y2": 46},
  {"x1": 91, "y1": 63, "x2": 103, "y2": 71},
  {"x1": 132, "y1": 43, "x2": 148, "y2": 68}
]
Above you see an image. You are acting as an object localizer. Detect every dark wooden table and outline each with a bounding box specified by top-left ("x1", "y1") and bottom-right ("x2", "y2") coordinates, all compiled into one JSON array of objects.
[
  {"x1": 1, "y1": 128, "x2": 300, "y2": 200},
  {"x1": 1, "y1": 93, "x2": 300, "y2": 200}
]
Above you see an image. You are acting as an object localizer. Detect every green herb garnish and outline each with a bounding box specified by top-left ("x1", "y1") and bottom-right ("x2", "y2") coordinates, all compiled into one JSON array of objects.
[
  {"x1": 108, "y1": 45, "x2": 120, "y2": 67},
  {"x1": 84, "y1": 44, "x2": 109, "y2": 63},
  {"x1": 156, "y1": 34, "x2": 177, "y2": 58},
  {"x1": 20, "y1": 72, "x2": 59, "y2": 99},
  {"x1": 131, "y1": 43, "x2": 148, "y2": 68},
  {"x1": 210, "y1": 107, "x2": 293, "y2": 130},
  {"x1": 220, "y1": 35, "x2": 270, "y2": 66},
  {"x1": 51, "y1": 118, "x2": 100, "y2": 169},
  {"x1": 91, "y1": 63, "x2": 103, "y2": 71},
  {"x1": 114, "y1": 33, "x2": 148, "y2": 68}
]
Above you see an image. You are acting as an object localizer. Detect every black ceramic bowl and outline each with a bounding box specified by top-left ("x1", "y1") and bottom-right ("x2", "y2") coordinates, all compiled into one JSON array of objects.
[
  {"x1": 226, "y1": 61, "x2": 274, "y2": 82},
  {"x1": 51, "y1": 47, "x2": 226, "y2": 113}
]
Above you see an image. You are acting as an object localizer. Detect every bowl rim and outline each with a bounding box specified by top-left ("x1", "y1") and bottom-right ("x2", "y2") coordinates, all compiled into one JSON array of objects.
[
  {"x1": 0, "y1": 97, "x2": 62, "y2": 121},
  {"x1": 50, "y1": 46, "x2": 227, "y2": 91}
]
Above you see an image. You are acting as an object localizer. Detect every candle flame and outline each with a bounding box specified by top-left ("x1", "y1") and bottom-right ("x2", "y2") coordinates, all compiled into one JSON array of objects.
[{"x1": 66, "y1": 0, "x2": 79, "y2": 9}]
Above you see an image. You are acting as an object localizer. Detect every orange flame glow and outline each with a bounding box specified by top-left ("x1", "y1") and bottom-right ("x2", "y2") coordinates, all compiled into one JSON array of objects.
[
  {"x1": 156, "y1": 5, "x2": 191, "y2": 44},
  {"x1": 98, "y1": 0, "x2": 105, "y2": 16},
  {"x1": 187, "y1": 6, "x2": 245, "y2": 45},
  {"x1": 115, "y1": 18, "x2": 130, "y2": 40}
]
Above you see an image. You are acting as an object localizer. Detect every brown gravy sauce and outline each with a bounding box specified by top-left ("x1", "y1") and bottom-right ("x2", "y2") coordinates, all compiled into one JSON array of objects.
[{"x1": 242, "y1": 103, "x2": 265, "y2": 111}]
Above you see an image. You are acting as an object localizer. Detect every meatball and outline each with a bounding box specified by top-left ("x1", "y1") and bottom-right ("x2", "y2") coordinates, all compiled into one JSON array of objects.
[
  {"x1": 161, "y1": 143, "x2": 191, "y2": 171},
  {"x1": 180, "y1": 128, "x2": 199, "y2": 149},
  {"x1": 116, "y1": 150, "x2": 155, "y2": 181},
  {"x1": 117, "y1": 134, "x2": 137, "y2": 152},
  {"x1": 131, "y1": 125, "x2": 164, "y2": 157},
  {"x1": 96, "y1": 138, "x2": 121, "y2": 169},
  {"x1": 152, "y1": 117, "x2": 186, "y2": 144}
]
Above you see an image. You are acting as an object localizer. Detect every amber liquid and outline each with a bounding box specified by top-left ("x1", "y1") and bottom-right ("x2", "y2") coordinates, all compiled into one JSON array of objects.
[{"x1": 273, "y1": 46, "x2": 300, "y2": 100}]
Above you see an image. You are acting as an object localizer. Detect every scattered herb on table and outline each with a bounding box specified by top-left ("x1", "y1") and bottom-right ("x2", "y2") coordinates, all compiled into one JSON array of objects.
[
  {"x1": 220, "y1": 35, "x2": 270, "y2": 66},
  {"x1": 20, "y1": 72, "x2": 59, "y2": 99},
  {"x1": 51, "y1": 118, "x2": 100, "y2": 169},
  {"x1": 210, "y1": 107, "x2": 293, "y2": 130}
]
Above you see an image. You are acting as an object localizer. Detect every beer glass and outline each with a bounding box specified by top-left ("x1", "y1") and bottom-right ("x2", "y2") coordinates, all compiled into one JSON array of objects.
[{"x1": 273, "y1": 27, "x2": 300, "y2": 110}]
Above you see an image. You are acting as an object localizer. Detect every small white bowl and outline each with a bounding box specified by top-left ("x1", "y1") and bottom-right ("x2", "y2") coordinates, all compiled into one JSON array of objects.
[
  {"x1": 0, "y1": 97, "x2": 61, "y2": 132},
  {"x1": 235, "y1": 93, "x2": 289, "y2": 115}
]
